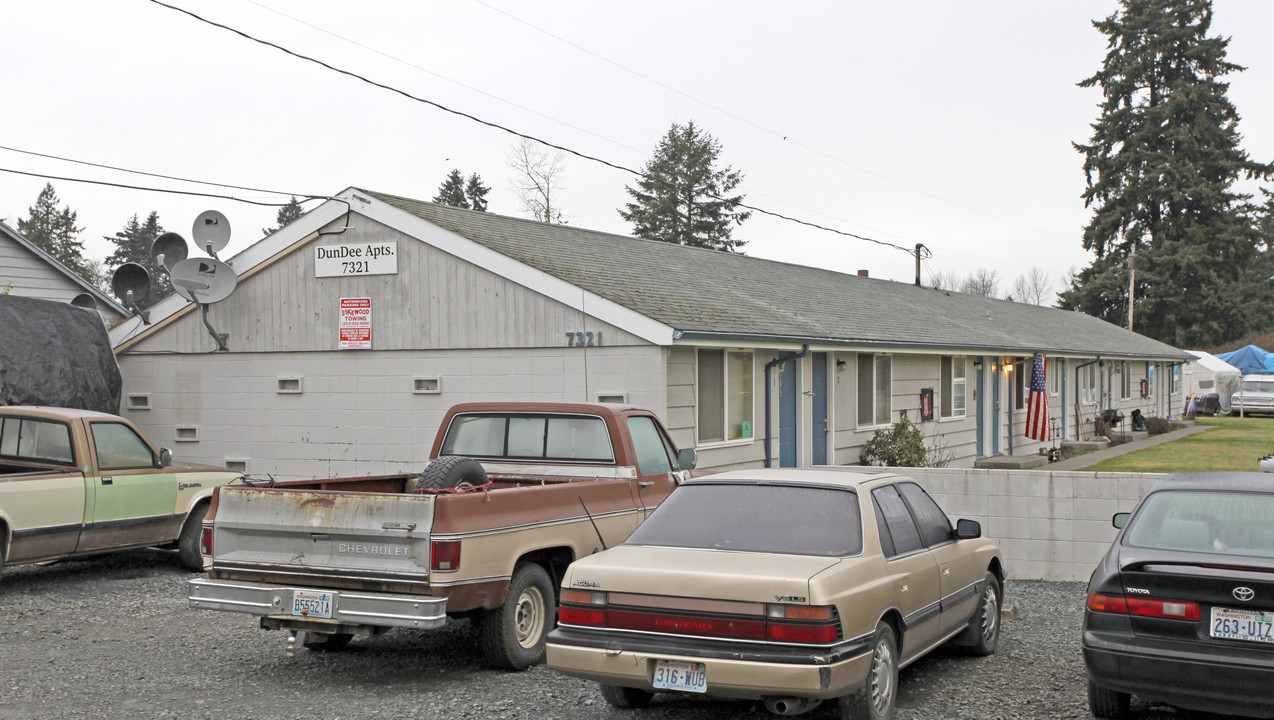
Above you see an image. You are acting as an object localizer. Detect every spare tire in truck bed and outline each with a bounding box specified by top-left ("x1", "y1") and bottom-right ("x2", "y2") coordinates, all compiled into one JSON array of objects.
[{"x1": 416, "y1": 455, "x2": 487, "y2": 490}]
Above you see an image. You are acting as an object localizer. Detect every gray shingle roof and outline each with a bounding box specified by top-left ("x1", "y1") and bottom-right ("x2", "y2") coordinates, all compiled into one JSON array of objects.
[{"x1": 367, "y1": 190, "x2": 1186, "y2": 360}]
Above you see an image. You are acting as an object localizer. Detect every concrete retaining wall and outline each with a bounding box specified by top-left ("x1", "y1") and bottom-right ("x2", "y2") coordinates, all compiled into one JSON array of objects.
[{"x1": 896, "y1": 467, "x2": 1165, "y2": 582}]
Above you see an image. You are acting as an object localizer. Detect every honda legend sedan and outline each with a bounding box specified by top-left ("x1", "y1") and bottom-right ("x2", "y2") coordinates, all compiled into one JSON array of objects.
[
  {"x1": 546, "y1": 469, "x2": 1005, "y2": 719},
  {"x1": 1084, "y1": 472, "x2": 1274, "y2": 719}
]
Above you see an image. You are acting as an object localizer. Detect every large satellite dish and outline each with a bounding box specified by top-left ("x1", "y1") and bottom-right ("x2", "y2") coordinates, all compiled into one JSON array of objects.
[
  {"x1": 70, "y1": 293, "x2": 97, "y2": 310},
  {"x1": 192, "y1": 210, "x2": 231, "y2": 254},
  {"x1": 150, "y1": 232, "x2": 189, "y2": 273},
  {"x1": 111, "y1": 262, "x2": 151, "y2": 304},
  {"x1": 169, "y1": 257, "x2": 238, "y2": 304}
]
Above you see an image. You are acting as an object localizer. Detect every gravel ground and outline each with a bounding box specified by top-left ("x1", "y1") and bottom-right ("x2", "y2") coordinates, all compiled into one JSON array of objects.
[{"x1": 0, "y1": 550, "x2": 1247, "y2": 720}]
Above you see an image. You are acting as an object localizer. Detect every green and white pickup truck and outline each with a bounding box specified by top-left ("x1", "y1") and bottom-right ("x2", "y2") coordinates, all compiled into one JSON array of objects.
[{"x1": 0, "y1": 406, "x2": 242, "y2": 580}]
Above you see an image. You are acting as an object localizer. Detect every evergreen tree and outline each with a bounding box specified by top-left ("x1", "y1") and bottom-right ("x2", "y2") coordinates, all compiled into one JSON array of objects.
[
  {"x1": 620, "y1": 121, "x2": 751, "y2": 252},
  {"x1": 465, "y1": 174, "x2": 490, "y2": 212},
  {"x1": 433, "y1": 169, "x2": 470, "y2": 209},
  {"x1": 262, "y1": 196, "x2": 304, "y2": 236},
  {"x1": 432, "y1": 170, "x2": 489, "y2": 212},
  {"x1": 17, "y1": 184, "x2": 95, "y2": 283},
  {"x1": 106, "y1": 211, "x2": 171, "y2": 306},
  {"x1": 1060, "y1": 0, "x2": 1274, "y2": 346}
]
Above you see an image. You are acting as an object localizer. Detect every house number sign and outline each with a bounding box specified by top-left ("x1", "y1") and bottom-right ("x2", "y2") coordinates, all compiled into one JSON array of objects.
[
  {"x1": 315, "y1": 242, "x2": 398, "y2": 277},
  {"x1": 564, "y1": 331, "x2": 604, "y2": 347}
]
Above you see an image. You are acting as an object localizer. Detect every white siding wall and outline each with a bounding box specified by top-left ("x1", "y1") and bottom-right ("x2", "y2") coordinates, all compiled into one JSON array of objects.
[
  {"x1": 120, "y1": 345, "x2": 667, "y2": 480},
  {"x1": 0, "y1": 233, "x2": 124, "y2": 322}
]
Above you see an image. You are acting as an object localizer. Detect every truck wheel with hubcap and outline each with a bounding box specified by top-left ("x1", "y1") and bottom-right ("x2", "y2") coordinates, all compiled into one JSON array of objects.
[
  {"x1": 839, "y1": 622, "x2": 898, "y2": 720},
  {"x1": 417, "y1": 455, "x2": 487, "y2": 490},
  {"x1": 177, "y1": 502, "x2": 209, "y2": 571},
  {"x1": 477, "y1": 562, "x2": 555, "y2": 670}
]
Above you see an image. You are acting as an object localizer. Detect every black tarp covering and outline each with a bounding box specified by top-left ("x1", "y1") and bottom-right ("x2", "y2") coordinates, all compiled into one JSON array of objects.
[{"x1": 0, "y1": 295, "x2": 122, "y2": 413}]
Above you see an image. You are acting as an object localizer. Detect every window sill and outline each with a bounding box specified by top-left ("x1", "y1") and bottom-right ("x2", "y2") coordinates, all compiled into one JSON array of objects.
[
  {"x1": 695, "y1": 438, "x2": 755, "y2": 450},
  {"x1": 936, "y1": 415, "x2": 967, "y2": 423}
]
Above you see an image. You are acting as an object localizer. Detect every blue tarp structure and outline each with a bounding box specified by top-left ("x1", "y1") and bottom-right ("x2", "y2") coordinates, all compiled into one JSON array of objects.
[{"x1": 1216, "y1": 345, "x2": 1271, "y2": 375}]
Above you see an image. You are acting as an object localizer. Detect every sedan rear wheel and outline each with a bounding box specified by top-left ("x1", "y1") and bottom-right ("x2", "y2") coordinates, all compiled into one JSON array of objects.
[
  {"x1": 839, "y1": 622, "x2": 898, "y2": 720},
  {"x1": 1088, "y1": 679, "x2": 1131, "y2": 719}
]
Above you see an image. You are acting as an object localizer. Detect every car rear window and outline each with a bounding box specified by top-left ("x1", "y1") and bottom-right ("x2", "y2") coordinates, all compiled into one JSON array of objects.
[
  {"x1": 625, "y1": 483, "x2": 862, "y2": 557},
  {"x1": 1125, "y1": 490, "x2": 1274, "y2": 558}
]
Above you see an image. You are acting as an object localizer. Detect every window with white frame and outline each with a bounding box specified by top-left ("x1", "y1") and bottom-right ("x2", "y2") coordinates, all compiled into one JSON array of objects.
[
  {"x1": 1049, "y1": 357, "x2": 1060, "y2": 396},
  {"x1": 697, "y1": 350, "x2": 754, "y2": 443},
  {"x1": 1120, "y1": 361, "x2": 1131, "y2": 400},
  {"x1": 1081, "y1": 362, "x2": 1098, "y2": 404},
  {"x1": 1171, "y1": 364, "x2": 1180, "y2": 394},
  {"x1": 940, "y1": 356, "x2": 966, "y2": 419},
  {"x1": 857, "y1": 353, "x2": 892, "y2": 427},
  {"x1": 1145, "y1": 362, "x2": 1153, "y2": 397},
  {"x1": 1014, "y1": 359, "x2": 1026, "y2": 410}
]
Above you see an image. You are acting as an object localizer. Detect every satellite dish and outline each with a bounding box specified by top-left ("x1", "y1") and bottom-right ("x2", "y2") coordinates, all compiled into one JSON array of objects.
[
  {"x1": 150, "y1": 232, "x2": 189, "y2": 273},
  {"x1": 70, "y1": 293, "x2": 97, "y2": 310},
  {"x1": 192, "y1": 210, "x2": 231, "y2": 254},
  {"x1": 111, "y1": 262, "x2": 151, "y2": 304},
  {"x1": 169, "y1": 257, "x2": 238, "y2": 304}
]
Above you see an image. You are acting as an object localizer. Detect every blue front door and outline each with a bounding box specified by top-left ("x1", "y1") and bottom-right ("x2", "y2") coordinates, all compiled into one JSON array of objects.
[
  {"x1": 779, "y1": 360, "x2": 797, "y2": 467},
  {"x1": 992, "y1": 363, "x2": 1001, "y2": 454},
  {"x1": 812, "y1": 353, "x2": 828, "y2": 465}
]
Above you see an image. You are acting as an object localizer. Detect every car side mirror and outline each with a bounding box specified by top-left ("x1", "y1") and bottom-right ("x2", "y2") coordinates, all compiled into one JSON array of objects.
[
  {"x1": 677, "y1": 448, "x2": 698, "y2": 471},
  {"x1": 954, "y1": 518, "x2": 981, "y2": 539},
  {"x1": 1112, "y1": 512, "x2": 1130, "y2": 529},
  {"x1": 158, "y1": 447, "x2": 173, "y2": 468}
]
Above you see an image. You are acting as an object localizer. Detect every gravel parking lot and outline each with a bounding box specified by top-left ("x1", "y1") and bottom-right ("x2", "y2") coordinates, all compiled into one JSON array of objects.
[{"x1": 0, "y1": 550, "x2": 1246, "y2": 720}]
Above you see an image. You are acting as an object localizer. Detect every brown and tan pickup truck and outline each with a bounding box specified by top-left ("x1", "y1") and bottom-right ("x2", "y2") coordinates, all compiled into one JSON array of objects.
[
  {"x1": 0, "y1": 406, "x2": 243, "y2": 580},
  {"x1": 188, "y1": 402, "x2": 697, "y2": 669}
]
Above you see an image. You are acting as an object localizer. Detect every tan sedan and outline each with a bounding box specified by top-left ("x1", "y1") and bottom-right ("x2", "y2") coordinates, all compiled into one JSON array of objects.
[{"x1": 546, "y1": 469, "x2": 1005, "y2": 719}]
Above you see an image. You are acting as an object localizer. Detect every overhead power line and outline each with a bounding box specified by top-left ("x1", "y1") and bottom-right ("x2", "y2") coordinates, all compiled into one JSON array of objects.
[
  {"x1": 145, "y1": 0, "x2": 919, "y2": 257},
  {"x1": 0, "y1": 166, "x2": 307, "y2": 207}
]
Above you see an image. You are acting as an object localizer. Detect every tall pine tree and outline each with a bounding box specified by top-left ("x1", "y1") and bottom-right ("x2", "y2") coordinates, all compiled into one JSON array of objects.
[
  {"x1": 433, "y1": 169, "x2": 489, "y2": 211},
  {"x1": 1060, "y1": 0, "x2": 1274, "y2": 346},
  {"x1": 17, "y1": 184, "x2": 96, "y2": 284},
  {"x1": 106, "y1": 211, "x2": 171, "y2": 306},
  {"x1": 262, "y1": 196, "x2": 304, "y2": 236},
  {"x1": 620, "y1": 121, "x2": 750, "y2": 252}
]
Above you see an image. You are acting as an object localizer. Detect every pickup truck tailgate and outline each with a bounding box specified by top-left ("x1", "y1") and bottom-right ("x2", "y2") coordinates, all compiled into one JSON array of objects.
[{"x1": 210, "y1": 486, "x2": 435, "y2": 581}]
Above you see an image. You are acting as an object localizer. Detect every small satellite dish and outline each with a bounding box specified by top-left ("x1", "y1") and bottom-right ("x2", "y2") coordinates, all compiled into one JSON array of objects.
[
  {"x1": 169, "y1": 257, "x2": 238, "y2": 304},
  {"x1": 70, "y1": 293, "x2": 97, "y2": 310},
  {"x1": 192, "y1": 210, "x2": 231, "y2": 254},
  {"x1": 150, "y1": 232, "x2": 189, "y2": 273},
  {"x1": 111, "y1": 262, "x2": 151, "y2": 304}
]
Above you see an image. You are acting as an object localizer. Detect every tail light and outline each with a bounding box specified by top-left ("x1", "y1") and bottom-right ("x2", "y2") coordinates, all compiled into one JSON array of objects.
[
  {"x1": 200, "y1": 526, "x2": 213, "y2": 557},
  {"x1": 430, "y1": 541, "x2": 461, "y2": 571},
  {"x1": 558, "y1": 590, "x2": 840, "y2": 644},
  {"x1": 1087, "y1": 592, "x2": 1201, "y2": 620}
]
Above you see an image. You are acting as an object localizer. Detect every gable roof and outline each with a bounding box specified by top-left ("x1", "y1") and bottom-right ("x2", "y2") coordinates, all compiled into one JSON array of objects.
[
  {"x1": 0, "y1": 220, "x2": 127, "y2": 317},
  {"x1": 366, "y1": 190, "x2": 1187, "y2": 361}
]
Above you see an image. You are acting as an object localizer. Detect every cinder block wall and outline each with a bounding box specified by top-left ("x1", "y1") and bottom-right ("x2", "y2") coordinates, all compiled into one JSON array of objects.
[{"x1": 896, "y1": 467, "x2": 1165, "y2": 582}]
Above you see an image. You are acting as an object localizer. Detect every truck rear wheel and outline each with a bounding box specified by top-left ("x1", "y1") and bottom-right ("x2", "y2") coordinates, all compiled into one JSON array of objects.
[
  {"x1": 177, "y1": 502, "x2": 209, "y2": 571},
  {"x1": 477, "y1": 562, "x2": 555, "y2": 670},
  {"x1": 417, "y1": 455, "x2": 487, "y2": 490}
]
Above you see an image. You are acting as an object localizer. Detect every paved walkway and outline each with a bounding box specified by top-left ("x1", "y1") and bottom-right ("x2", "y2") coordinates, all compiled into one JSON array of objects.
[{"x1": 1047, "y1": 422, "x2": 1214, "y2": 471}]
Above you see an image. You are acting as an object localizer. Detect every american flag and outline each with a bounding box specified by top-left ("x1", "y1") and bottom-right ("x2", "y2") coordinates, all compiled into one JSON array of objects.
[{"x1": 1025, "y1": 354, "x2": 1050, "y2": 441}]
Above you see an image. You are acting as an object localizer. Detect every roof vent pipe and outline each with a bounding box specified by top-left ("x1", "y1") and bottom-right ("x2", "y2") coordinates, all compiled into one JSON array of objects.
[{"x1": 764, "y1": 345, "x2": 811, "y2": 468}]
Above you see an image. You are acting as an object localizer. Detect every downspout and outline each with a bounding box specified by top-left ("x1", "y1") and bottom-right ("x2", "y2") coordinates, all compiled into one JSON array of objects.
[
  {"x1": 1074, "y1": 357, "x2": 1100, "y2": 438},
  {"x1": 764, "y1": 345, "x2": 810, "y2": 468}
]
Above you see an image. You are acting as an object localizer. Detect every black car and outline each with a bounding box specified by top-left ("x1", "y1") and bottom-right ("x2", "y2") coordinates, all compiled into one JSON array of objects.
[{"x1": 1083, "y1": 472, "x2": 1274, "y2": 719}]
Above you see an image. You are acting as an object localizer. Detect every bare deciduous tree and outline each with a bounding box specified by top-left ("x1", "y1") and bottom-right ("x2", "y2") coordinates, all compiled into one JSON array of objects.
[
  {"x1": 507, "y1": 139, "x2": 567, "y2": 224},
  {"x1": 1009, "y1": 266, "x2": 1055, "y2": 306},
  {"x1": 960, "y1": 267, "x2": 1000, "y2": 298},
  {"x1": 927, "y1": 270, "x2": 962, "y2": 291}
]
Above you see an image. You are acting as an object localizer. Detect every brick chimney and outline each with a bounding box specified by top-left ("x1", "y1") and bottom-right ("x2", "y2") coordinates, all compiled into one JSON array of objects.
[{"x1": 857, "y1": 269, "x2": 869, "y2": 277}]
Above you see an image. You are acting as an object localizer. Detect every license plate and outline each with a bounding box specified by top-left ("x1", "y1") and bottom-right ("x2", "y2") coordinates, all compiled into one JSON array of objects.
[
  {"x1": 292, "y1": 590, "x2": 333, "y2": 619},
  {"x1": 651, "y1": 660, "x2": 706, "y2": 693},
  {"x1": 1210, "y1": 606, "x2": 1274, "y2": 644}
]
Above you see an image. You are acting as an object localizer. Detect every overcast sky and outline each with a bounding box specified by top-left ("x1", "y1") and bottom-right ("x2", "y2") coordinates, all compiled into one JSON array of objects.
[{"x1": 4, "y1": 1, "x2": 1273, "y2": 298}]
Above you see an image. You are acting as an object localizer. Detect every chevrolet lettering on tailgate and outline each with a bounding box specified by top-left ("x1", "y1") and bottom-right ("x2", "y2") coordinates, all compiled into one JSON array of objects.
[{"x1": 338, "y1": 543, "x2": 407, "y2": 557}]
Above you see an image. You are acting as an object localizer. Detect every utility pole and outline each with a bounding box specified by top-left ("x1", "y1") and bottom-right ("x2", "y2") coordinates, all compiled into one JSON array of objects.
[{"x1": 1126, "y1": 244, "x2": 1137, "y2": 331}]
